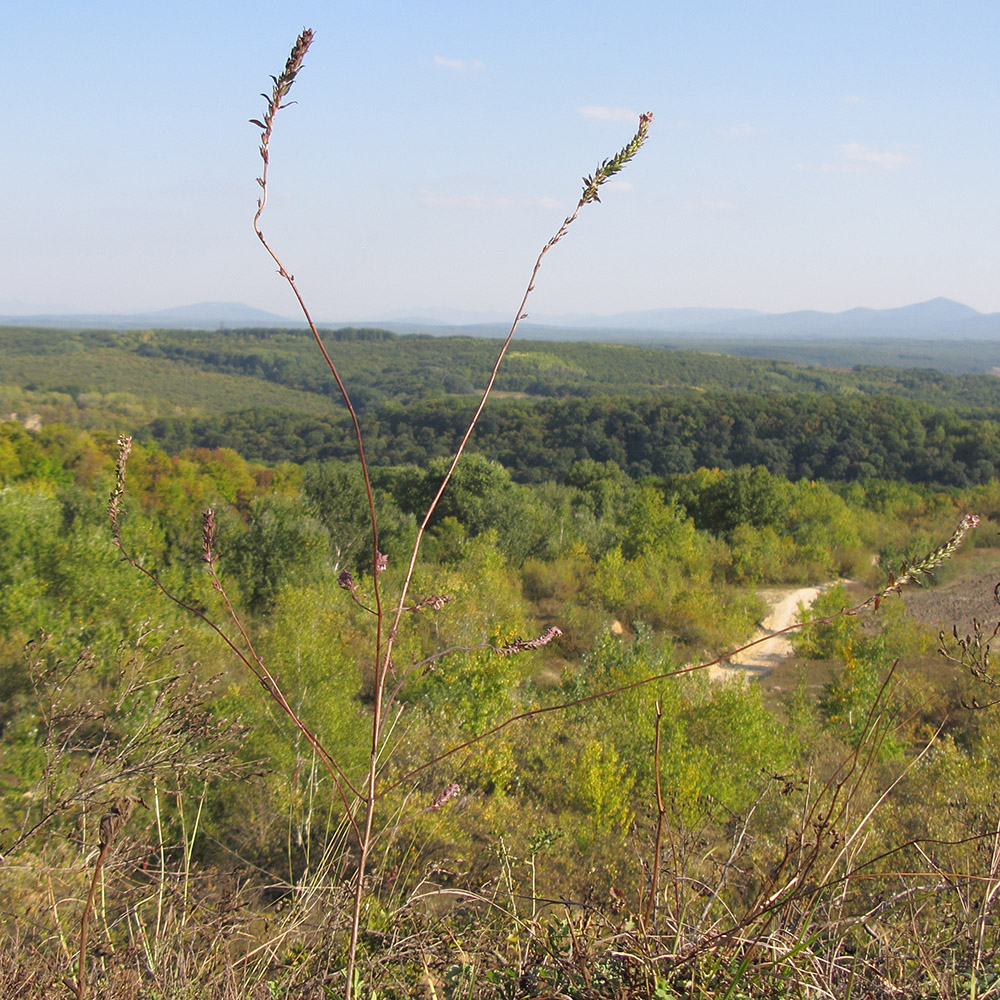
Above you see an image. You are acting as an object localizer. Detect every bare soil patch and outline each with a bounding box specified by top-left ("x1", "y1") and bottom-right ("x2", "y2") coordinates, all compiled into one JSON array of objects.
[
  {"x1": 897, "y1": 550, "x2": 1000, "y2": 633},
  {"x1": 709, "y1": 583, "x2": 842, "y2": 684}
]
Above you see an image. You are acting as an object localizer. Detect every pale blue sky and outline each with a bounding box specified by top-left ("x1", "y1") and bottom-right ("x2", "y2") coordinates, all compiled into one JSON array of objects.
[{"x1": 4, "y1": 1, "x2": 999, "y2": 320}]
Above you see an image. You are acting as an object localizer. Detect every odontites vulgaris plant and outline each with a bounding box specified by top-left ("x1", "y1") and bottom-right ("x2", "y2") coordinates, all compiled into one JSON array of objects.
[{"x1": 249, "y1": 27, "x2": 653, "y2": 1000}]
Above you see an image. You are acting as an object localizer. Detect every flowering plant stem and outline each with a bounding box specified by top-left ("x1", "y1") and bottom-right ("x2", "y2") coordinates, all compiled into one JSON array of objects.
[{"x1": 249, "y1": 31, "x2": 652, "y2": 998}]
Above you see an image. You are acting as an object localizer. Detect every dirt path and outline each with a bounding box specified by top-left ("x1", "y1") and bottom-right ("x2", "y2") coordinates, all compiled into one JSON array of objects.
[{"x1": 708, "y1": 583, "x2": 838, "y2": 682}]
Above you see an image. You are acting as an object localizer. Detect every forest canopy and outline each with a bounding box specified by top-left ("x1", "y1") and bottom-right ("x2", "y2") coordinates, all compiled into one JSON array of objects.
[{"x1": 3, "y1": 325, "x2": 1000, "y2": 488}]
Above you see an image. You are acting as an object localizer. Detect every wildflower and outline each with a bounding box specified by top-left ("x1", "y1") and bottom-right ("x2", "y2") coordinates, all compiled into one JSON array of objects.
[
  {"x1": 431, "y1": 783, "x2": 460, "y2": 810},
  {"x1": 201, "y1": 508, "x2": 216, "y2": 563},
  {"x1": 581, "y1": 112, "x2": 654, "y2": 204},
  {"x1": 498, "y1": 626, "x2": 563, "y2": 656},
  {"x1": 107, "y1": 435, "x2": 132, "y2": 539},
  {"x1": 873, "y1": 513, "x2": 980, "y2": 610}
]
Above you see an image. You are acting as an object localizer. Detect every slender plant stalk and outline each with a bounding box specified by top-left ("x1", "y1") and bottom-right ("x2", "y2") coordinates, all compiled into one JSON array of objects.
[
  {"x1": 346, "y1": 111, "x2": 652, "y2": 992},
  {"x1": 248, "y1": 31, "x2": 652, "y2": 999},
  {"x1": 75, "y1": 795, "x2": 144, "y2": 1000},
  {"x1": 250, "y1": 27, "x2": 384, "y2": 645},
  {"x1": 643, "y1": 700, "x2": 666, "y2": 930}
]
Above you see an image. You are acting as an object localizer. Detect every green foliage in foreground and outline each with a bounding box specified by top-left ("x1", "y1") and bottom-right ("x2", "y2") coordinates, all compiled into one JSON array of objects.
[{"x1": 3, "y1": 425, "x2": 1000, "y2": 996}]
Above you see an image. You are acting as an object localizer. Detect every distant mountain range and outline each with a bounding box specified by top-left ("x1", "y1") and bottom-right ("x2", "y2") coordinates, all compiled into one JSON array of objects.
[
  {"x1": 2, "y1": 297, "x2": 999, "y2": 340},
  {"x1": 0, "y1": 301, "x2": 298, "y2": 331}
]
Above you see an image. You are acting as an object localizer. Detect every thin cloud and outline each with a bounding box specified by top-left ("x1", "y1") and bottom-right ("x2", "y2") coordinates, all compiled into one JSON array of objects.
[
  {"x1": 433, "y1": 55, "x2": 484, "y2": 71},
  {"x1": 681, "y1": 199, "x2": 738, "y2": 214},
  {"x1": 821, "y1": 142, "x2": 915, "y2": 173},
  {"x1": 421, "y1": 191, "x2": 562, "y2": 212},
  {"x1": 577, "y1": 105, "x2": 637, "y2": 122},
  {"x1": 724, "y1": 123, "x2": 771, "y2": 136},
  {"x1": 843, "y1": 94, "x2": 863, "y2": 104}
]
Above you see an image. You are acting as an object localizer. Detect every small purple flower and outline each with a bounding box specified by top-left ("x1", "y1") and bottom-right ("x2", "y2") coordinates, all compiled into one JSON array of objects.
[
  {"x1": 431, "y1": 782, "x2": 460, "y2": 810},
  {"x1": 498, "y1": 626, "x2": 563, "y2": 656}
]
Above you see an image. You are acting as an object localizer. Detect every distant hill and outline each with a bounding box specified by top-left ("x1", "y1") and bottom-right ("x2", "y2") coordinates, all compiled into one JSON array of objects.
[
  {"x1": 3, "y1": 297, "x2": 1000, "y2": 340},
  {"x1": 0, "y1": 301, "x2": 299, "y2": 330},
  {"x1": 677, "y1": 298, "x2": 997, "y2": 339},
  {"x1": 523, "y1": 298, "x2": 1000, "y2": 339}
]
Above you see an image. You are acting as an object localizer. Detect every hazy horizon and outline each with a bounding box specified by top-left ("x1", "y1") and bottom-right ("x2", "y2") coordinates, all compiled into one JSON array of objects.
[{"x1": 0, "y1": 294, "x2": 993, "y2": 323}]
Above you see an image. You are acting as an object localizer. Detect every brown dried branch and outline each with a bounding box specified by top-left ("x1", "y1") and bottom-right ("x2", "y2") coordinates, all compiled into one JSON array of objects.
[{"x1": 76, "y1": 794, "x2": 147, "y2": 1000}]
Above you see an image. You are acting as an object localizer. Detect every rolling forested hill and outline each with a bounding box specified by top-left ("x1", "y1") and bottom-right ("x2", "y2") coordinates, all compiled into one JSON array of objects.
[
  {"x1": 4, "y1": 323, "x2": 1000, "y2": 408},
  {"x1": 2, "y1": 324, "x2": 999, "y2": 487}
]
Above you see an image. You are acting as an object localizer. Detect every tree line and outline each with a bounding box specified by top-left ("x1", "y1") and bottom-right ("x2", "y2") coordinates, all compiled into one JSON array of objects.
[{"x1": 141, "y1": 390, "x2": 1000, "y2": 488}]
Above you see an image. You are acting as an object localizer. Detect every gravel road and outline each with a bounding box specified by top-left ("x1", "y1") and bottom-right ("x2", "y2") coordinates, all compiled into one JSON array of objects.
[{"x1": 709, "y1": 584, "x2": 837, "y2": 682}]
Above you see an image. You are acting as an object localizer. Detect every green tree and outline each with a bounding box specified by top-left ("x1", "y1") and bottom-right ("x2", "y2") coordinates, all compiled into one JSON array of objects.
[
  {"x1": 689, "y1": 465, "x2": 790, "y2": 538},
  {"x1": 226, "y1": 494, "x2": 332, "y2": 610}
]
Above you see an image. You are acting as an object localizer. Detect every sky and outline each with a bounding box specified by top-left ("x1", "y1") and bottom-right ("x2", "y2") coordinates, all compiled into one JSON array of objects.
[{"x1": 4, "y1": 0, "x2": 1000, "y2": 322}]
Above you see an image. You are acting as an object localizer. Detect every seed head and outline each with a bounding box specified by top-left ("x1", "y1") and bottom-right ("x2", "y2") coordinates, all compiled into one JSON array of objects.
[{"x1": 581, "y1": 112, "x2": 654, "y2": 204}]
